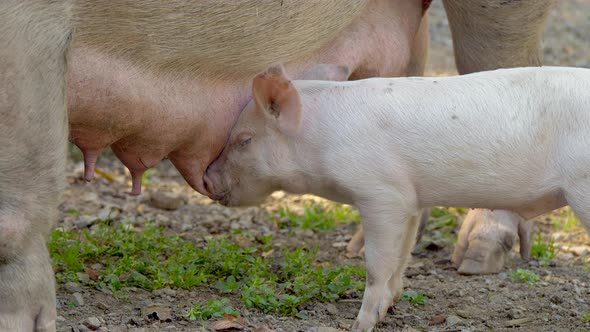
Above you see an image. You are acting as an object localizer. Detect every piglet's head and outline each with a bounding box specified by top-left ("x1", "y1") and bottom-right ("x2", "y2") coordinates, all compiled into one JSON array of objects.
[{"x1": 203, "y1": 64, "x2": 303, "y2": 206}]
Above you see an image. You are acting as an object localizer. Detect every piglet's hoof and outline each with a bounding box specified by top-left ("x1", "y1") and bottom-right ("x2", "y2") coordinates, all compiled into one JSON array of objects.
[{"x1": 452, "y1": 209, "x2": 529, "y2": 275}]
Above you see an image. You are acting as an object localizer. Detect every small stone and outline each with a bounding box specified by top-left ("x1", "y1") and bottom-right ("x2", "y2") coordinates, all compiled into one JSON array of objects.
[
  {"x1": 64, "y1": 282, "x2": 82, "y2": 293},
  {"x1": 56, "y1": 316, "x2": 66, "y2": 322},
  {"x1": 449, "y1": 289, "x2": 464, "y2": 297},
  {"x1": 456, "y1": 310, "x2": 471, "y2": 319},
  {"x1": 309, "y1": 327, "x2": 340, "y2": 332},
  {"x1": 429, "y1": 314, "x2": 447, "y2": 325},
  {"x1": 150, "y1": 190, "x2": 184, "y2": 210},
  {"x1": 508, "y1": 308, "x2": 524, "y2": 319},
  {"x1": 332, "y1": 241, "x2": 348, "y2": 248},
  {"x1": 81, "y1": 192, "x2": 99, "y2": 202},
  {"x1": 73, "y1": 292, "x2": 85, "y2": 306},
  {"x1": 84, "y1": 316, "x2": 102, "y2": 330},
  {"x1": 498, "y1": 272, "x2": 508, "y2": 280},
  {"x1": 400, "y1": 326, "x2": 419, "y2": 332},
  {"x1": 446, "y1": 315, "x2": 463, "y2": 327},
  {"x1": 162, "y1": 288, "x2": 177, "y2": 297},
  {"x1": 325, "y1": 303, "x2": 338, "y2": 315},
  {"x1": 74, "y1": 215, "x2": 96, "y2": 228},
  {"x1": 164, "y1": 326, "x2": 177, "y2": 330},
  {"x1": 528, "y1": 260, "x2": 539, "y2": 267},
  {"x1": 78, "y1": 325, "x2": 92, "y2": 332},
  {"x1": 97, "y1": 302, "x2": 110, "y2": 311},
  {"x1": 143, "y1": 305, "x2": 172, "y2": 321},
  {"x1": 77, "y1": 272, "x2": 90, "y2": 284},
  {"x1": 91, "y1": 263, "x2": 104, "y2": 271},
  {"x1": 569, "y1": 246, "x2": 590, "y2": 256},
  {"x1": 551, "y1": 294, "x2": 563, "y2": 304}
]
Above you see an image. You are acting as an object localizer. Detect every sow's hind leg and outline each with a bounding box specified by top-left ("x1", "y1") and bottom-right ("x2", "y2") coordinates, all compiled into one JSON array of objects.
[
  {"x1": 444, "y1": 0, "x2": 554, "y2": 275},
  {"x1": 0, "y1": 1, "x2": 71, "y2": 331}
]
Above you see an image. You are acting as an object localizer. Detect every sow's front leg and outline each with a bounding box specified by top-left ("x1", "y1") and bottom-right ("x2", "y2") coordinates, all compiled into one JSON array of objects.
[
  {"x1": 443, "y1": 0, "x2": 554, "y2": 275},
  {"x1": 0, "y1": 1, "x2": 71, "y2": 331}
]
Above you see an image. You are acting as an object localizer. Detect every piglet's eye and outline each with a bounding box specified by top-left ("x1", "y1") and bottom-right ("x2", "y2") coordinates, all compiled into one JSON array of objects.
[{"x1": 239, "y1": 137, "x2": 252, "y2": 147}]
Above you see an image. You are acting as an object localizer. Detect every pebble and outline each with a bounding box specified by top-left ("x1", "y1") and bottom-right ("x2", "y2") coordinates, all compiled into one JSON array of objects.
[
  {"x1": 400, "y1": 327, "x2": 419, "y2": 332},
  {"x1": 508, "y1": 308, "x2": 525, "y2": 319},
  {"x1": 446, "y1": 315, "x2": 463, "y2": 327},
  {"x1": 73, "y1": 292, "x2": 85, "y2": 306},
  {"x1": 77, "y1": 272, "x2": 90, "y2": 284},
  {"x1": 83, "y1": 316, "x2": 102, "y2": 330},
  {"x1": 91, "y1": 263, "x2": 105, "y2": 271},
  {"x1": 325, "y1": 303, "x2": 339, "y2": 316},
  {"x1": 74, "y1": 215, "x2": 96, "y2": 228},
  {"x1": 153, "y1": 288, "x2": 177, "y2": 297},
  {"x1": 56, "y1": 316, "x2": 66, "y2": 322},
  {"x1": 150, "y1": 190, "x2": 184, "y2": 210},
  {"x1": 64, "y1": 282, "x2": 82, "y2": 293},
  {"x1": 449, "y1": 288, "x2": 464, "y2": 297},
  {"x1": 77, "y1": 325, "x2": 92, "y2": 332},
  {"x1": 456, "y1": 310, "x2": 472, "y2": 319},
  {"x1": 309, "y1": 328, "x2": 340, "y2": 332},
  {"x1": 569, "y1": 245, "x2": 590, "y2": 256},
  {"x1": 551, "y1": 294, "x2": 563, "y2": 304}
]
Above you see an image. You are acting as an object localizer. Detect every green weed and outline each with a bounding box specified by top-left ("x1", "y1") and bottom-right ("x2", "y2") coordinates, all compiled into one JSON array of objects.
[
  {"x1": 510, "y1": 268, "x2": 539, "y2": 285},
  {"x1": 582, "y1": 312, "x2": 590, "y2": 322},
  {"x1": 186, "y1": 298, "x2": 239, "y2": 321},
  {"x1": 141, "y1": 169, "x2": 159, "y2": 188},
  {"x1": 552, "y1": 207, "x2": 580, "y2": 232},
  {"x1": 275, "y1": 203, "x2": 360, "y2": 232},
  {"x1": 531, "y1": 233, "x2": 557, "y2": 266},
  {"x1": 401, "y1": 290, "x2": 428, "y2": 306},
  {"x1": 49, "y1": 222, "x2": 365, "y2": 318}
]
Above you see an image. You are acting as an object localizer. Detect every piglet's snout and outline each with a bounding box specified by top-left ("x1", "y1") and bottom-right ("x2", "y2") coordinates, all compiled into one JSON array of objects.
[{"x1": 203, "y1": 165, "x2": 226, "y2": 201}]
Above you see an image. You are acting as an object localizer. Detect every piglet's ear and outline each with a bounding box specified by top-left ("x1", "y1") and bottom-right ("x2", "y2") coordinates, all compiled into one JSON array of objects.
[{"x1": 252, "y1": 64, "x2": 302, "y2": 136}]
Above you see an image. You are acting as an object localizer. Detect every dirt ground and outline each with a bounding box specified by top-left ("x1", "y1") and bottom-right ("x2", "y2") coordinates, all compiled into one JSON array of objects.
[{"x1": 56, "y1": 2, "x2": 590, "y2": 332}]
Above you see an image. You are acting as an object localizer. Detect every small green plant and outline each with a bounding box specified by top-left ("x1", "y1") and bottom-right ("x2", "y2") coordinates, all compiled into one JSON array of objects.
[
  {"x1": 582, "y1": 312, "x2": 590, "y2": 322},
  {"x1": 511, "y1": 268, "x2": 539, "y2": 285},
  {"x1": 531, "y1": 233, "x2": 557, "y2": 266},
  {"x1": 141, "y1": 169, "x2": 158, "y2": 188},
  {"x1": 401, "y1": 290, "x2": 428, "y2": 306},
  {"x1": 551, "y1": 207, "x2": 580, "y2": 232},
  {"x1": 49, "y1": 222, "x2": 365, "y2": 317},
  {"x1": 186, "y1": 298, "x2": 239, "y2": 321},
  {"x1": 275, "y1": 203, "x2": 360, "y2": 232}
]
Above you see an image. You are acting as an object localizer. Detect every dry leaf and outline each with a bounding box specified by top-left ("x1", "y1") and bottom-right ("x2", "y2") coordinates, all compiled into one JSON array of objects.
[{"x1": 84, "y1": 266, "x2": 100, "y2": 281}]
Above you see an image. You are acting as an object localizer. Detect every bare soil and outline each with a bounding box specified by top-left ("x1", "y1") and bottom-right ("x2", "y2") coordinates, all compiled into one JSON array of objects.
[{"x1": 56, "y1": 2, "x2": 590, "y2": 331}]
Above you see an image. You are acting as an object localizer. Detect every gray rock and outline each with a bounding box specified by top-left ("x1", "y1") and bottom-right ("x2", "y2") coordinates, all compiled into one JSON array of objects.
[
  {"x1": 150, "y1": 190, "x2": 184, "y2": 210},
  {"x1": 77, "y1": 272, "x2": 90, "y2": 285},
  {"x1": 73, "y1": 292, "x2": 85, "y2": 306},
  {"x1": 74, "y1": 215, "x2": 96, "y2": 228},
  {"x1": 325, "y1": 303, "x2": 339, "y2": 316},
  {"x1": 83, "y1": 316, "x2": 102, "y2": 330},
  {"x1": 309, "y1": 327, "x2": 341, "y2": 332},
  {"x1": 508, "y1": 308, "x2": 525, "y2": 319},
  {"x1": 64, "y1": 281, "x2": 82, "y2": 293},
  {"x1": 77, "y1": 325, "x2": 91, "y2": 332},
  {"x1": 446, "y1": 315, "x2": 463, "y2": 327}
]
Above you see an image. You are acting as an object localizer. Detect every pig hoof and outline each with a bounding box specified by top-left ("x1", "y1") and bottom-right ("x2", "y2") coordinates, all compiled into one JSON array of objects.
[{"x1": 0, "y1": 250, "x2": 57, "y2": 331}]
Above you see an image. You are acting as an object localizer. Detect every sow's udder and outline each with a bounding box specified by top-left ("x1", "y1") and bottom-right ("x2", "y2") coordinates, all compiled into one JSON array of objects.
[{"x1": 66, "y1": 50, "x2": 250, "y2": 195}]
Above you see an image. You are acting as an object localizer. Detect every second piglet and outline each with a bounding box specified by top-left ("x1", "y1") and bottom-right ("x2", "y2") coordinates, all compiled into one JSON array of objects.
[{"x1": 203, "y1": 64, "x2": 590, "y2": 330}]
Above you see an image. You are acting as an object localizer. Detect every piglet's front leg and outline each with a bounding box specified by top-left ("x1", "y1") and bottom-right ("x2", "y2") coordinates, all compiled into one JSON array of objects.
[{"x1": 352, "y1": 200, "x2": 420, "y2": 331}]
